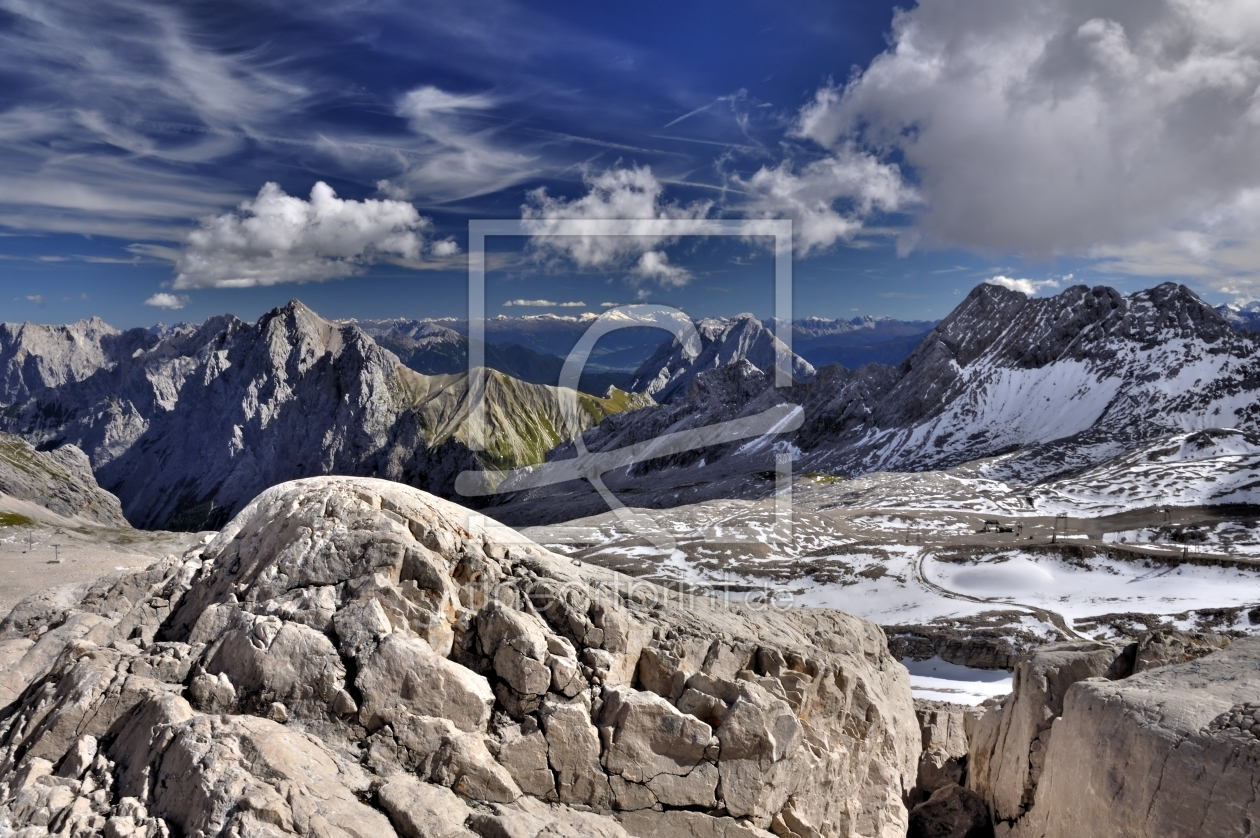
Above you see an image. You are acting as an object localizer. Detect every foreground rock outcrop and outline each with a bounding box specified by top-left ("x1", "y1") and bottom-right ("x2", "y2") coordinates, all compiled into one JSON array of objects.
[
  {"x1": 0, "y1": 477, "x2": 919, "y2": 837},
  {"x1": 969, "y1": 632, "x2": 1259, "y2": 837}
]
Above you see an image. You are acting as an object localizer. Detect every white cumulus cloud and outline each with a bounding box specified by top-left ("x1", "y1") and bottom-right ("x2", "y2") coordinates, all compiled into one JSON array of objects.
[
  {"x1": 792, "y1": 0, "x2": 1260, "y2": 291},
  {"x1": 632, "y1": 251, "x2": 691, "y2": 287},
  {"x1": 173, "y1": 182, "x2": 458, "y2": 288},
  {"x1": 984, "y1": 276, "x2": 1062, "y2": 296},
  {"x1": 144, "y1": 292, "x2": 190, "y2": 309},
  {"x1": 522, "y1": 166, "x2": 710, "y2": 288},
  {"x1": 735, "y1": 146, "x2": 919, "y2": 255}
]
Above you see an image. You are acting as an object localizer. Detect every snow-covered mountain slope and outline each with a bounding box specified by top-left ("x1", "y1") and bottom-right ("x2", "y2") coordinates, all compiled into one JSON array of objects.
[
  {"x1": 1032, "y1": 428, "x2": 1260, "y2": 515},
  {"x1": 491, "y1": 283, "x2": 1260, "y2": 522},
  {"x1": 0, "y1": 302, "x2": 646, "y2": 529},
  {"x1": 822, "y1": 282, "x2": 1260, "y2": 475},
  {"x1": 630, "y1": 312, "x2": 815, "y2": 401}
]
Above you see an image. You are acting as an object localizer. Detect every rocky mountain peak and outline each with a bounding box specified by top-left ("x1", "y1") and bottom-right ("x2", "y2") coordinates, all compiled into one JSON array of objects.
[
  {"x1": 630, "y1": 312, "x2": 814, "y2": 402},
  {"x1": 518, "y1": 281, "x2": 1260, "y2": 513},
  {"x1": 0, "y1": 300, "x2": 646, "y2": 529},
  {"x1": 0, "y1": 317, "x2": 157, "y2": 403}
]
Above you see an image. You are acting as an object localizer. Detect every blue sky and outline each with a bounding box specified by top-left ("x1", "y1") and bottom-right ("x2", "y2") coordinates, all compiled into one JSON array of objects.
[{"x1": 2, "y1": 0, "x2": 1258, "y2": 328}]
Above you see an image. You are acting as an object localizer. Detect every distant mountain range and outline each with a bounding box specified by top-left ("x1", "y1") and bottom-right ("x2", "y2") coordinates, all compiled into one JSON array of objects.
[
  {"x1": 1216, "y1": 301, "x2": 1260, "y2": 333},
  {"x1": 350, "y1": 313, "x2": 938, "y2": 393},
  {"x1": 351, "y1": 318, "x2": 642, "y2": 397}
]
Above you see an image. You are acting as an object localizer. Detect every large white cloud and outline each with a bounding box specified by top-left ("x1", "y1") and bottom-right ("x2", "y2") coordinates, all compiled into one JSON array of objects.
[
  {"x1": 522, "y1": 166, "x2": 711, "y2": 287},
  {"x1": 735, "y1": 146, "x2": 919, "y2": 256},
  {"x1": 793, "y1": 0, "x2": 1260, "y2": 291},
  {"x1": 173, "y1": 182, "x2": 456, "y2": 288}
]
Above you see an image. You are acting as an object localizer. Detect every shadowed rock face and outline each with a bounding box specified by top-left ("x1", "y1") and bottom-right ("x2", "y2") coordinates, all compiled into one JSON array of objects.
[
  {"x1": 0, "y1": 477, "x2": 920, "y2": 838},
  {"x1": 968, "y1": 634, "x2": 1259, "y2": 837},
  {"x1": 0, "y1": 433, "x2": 127, "y2": 526},
  {"x1": 0, "y1": 302, "x2": 645, "y2": 530}
]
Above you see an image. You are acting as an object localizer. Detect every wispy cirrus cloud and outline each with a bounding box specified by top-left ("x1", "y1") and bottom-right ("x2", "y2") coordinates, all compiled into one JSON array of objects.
[
  {"x1": 0, "y1": 0, "x2": 309, "y2": 239},
  {"x1": 502, "y1": 299, "x2": 586, "y2": 308},
  {"x1": 370, "y1": 87, "x2": 540, "y2": 204}
]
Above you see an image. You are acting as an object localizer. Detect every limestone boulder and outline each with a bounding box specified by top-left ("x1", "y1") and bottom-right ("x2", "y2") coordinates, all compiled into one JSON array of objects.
[
  {"x1": 715, "y1": 679, "x2": 803, "y2": 826},
  {"x1": 599, "y1": 687, "x2": 717, "y2": 810},
  {"x1": 110, "y1": 694, "x2": 395, "y2": 838},
  {"x1": 377, "y1": 774, "x2": 476, "y2": 838},
  {"x1": 493, "y1": 720, "x2": 554, "y2": 798},
  {"x1": 356, "y1": 634, "x2": 494, "y2": 733},
  {"x1": 1010, "y1": 637, "x2": 1260, "y2": 838},
  {"x1": 368, "y1": 712, "x2": 521, "y2": 804},
  {"x1": 1130, "y1": 629, "x2": 1231, "y2": 673},
  {"x1": 477, "y1": 603, "x2": 554, "y2": 703},
  {"x1": 0, "y1": 477, "x2": 920, "y2": 838},
  {"x1": 540, "y1": 693, "x2": 612, "y2": 809},
  {"x1": 199, "y1": 606, "x2": 347, "y2": 718},
  {"x1": 967, "y1": 641, "x2": 1122, "y2": 822}
]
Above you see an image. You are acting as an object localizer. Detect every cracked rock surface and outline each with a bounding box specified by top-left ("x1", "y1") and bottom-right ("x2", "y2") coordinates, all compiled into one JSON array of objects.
[
  {"x1": 969, "y1": 634, "x2": 1259, "y2": 837},
  {"x1": 0, "y1": 476, "x2": 919, "y2": 838}
]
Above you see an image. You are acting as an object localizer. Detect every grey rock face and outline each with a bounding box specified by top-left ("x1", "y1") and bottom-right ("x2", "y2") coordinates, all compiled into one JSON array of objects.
[
  {"x1": 0, "y1": 477, "x2": 920, "y2": 838},
  {"x1": 1013, "y1": 639, "x2": 1260, "y2": 837},
  {"x1": 968, "y1": 631, "x2": 1255, "y2": 837},
  {"x1": 630, "y1": 313, "x2": 815, "y2": 402},
  {"x1": 496, "y1": 282, "x2": 1260, "y2": 523},
  {"x1": 967, "y1": 640, "x2": 1128, "y2": 823},
  {"x1": 0, "y1": 301, "x2": 643, "y2": 529},
  {"x1": 0, "y1": 318, "x2": 156, "y2": 404},
  {"x1": 0, "y1": 432, "x2": 127, "y2": 525}
]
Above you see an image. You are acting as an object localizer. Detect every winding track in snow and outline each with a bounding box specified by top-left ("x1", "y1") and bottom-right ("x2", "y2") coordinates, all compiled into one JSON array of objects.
[{"x1": 911, "y1": 547, "x2": 1089, "y2": 641}]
